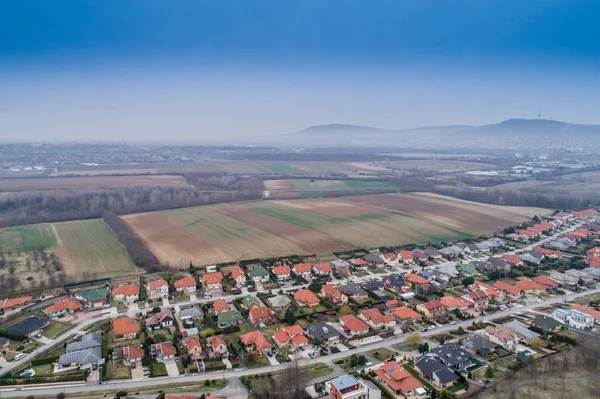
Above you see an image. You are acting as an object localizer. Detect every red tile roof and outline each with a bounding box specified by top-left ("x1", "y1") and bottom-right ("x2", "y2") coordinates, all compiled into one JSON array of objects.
[
  {"x1": 149, "y1": 278, "x2": 168, "y2": 290},
  {"x1": 0, "y1": 296, "x2": 32, "y2": 309},
  {"x1": 501, "y1": 254, "x2": 522, "y2": 265},
  {"x1": 339, "y1": 314, "x2": 369, "y2": 332},
  {"x1": 359, "y1": 308, "x2": 394, "y2": 324},
  {"x1": 374, "y1": 361, "x2": 423, "y2": 394},
  {"x1": 440, "y1": 295, "x2": 471, "y2": 308},
  {"x1": 46, "y1": 297, "x2": 82, "y2": 314},
  {"x1": 293, "y1": 263, "x2": 312, "y2": 273},
  {"x1": 572, "y1": 304, "x2": 600, "y2": 320},
  {"x1": 293, "y1": 289, "x2": 320, "y2": 306},
  {"x1": 273, "y1": 265, "x2": 291, "y2": 275},
  {"x1": 493, "y1": 281, "x2": 523, "y2": 296},
  {"x1": 229, "y1": 266, "x2": 246, "y2": 280},
  {"x1": 515, "y1": 279, "x2": 545, "y2": 291},
  {"x1": 174, "y1": 276, "x2": 197, "y2": 289},
  {"x1": 393, "y1": 306, "x2": 422, "y2": 320},
  {"x1": 113, "y1": 317, "x2": 140, "y2": 336},
  {"x1": 399, "y1": 250, "x2": 414, "y2": 261},
  {"x1": 123, "y1": 345, "x2": 145, "y2": 359},
  {"x1": 314, "y1": 263, "x2": 332, "y2": 273},
  {"x1": 240, "y1": 331, "x2": 272, "y2": 351},
  {"x1": 406, "y1": 274, "x2": 429, "y2": 285},
  {"x1": 531, "y1": 275, "x2": 559, "y2": 288},
  {"x1": 201, "y1": 272, "x2": 223, "y2": 285},
  {"x1": 212, "y1": 298, "x2": 230, "y2": 314},
  {"x1": 209, "y1": 335, "x2": 226, "y2": 352},
  {"x1": 113, "y1": 284, "x2": 140, "y2": 297},
  {"x1": 249, "y1": 306, "x2": 275, "y2": 322}
]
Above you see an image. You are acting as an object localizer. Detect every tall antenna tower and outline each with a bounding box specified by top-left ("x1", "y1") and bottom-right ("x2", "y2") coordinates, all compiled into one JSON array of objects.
[{"x1": 538, "y1": 109, "x2": 541, "y2": 119}]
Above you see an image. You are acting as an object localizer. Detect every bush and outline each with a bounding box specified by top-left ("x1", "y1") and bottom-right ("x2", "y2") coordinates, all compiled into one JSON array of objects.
[{"x1": 0, "y1": 329, "x2": 27, "y2": 342}]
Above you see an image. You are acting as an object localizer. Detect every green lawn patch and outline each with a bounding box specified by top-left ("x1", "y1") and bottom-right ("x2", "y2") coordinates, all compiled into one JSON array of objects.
[
  {"x1": 150, "y1": 361, "x2": 168, "y2": 377},
  {"x1": 42, "y1": 321, "x2": 72, "y2": 339},
  {"x1": 368, "y1": 348, "x2": 397, "y2": 362},
  {"x1": 0, "y1": 224, "x2": 57, "y2": 252},
  {"x1": 305, "y1": 363, "x2": 333, "y2": 380}
]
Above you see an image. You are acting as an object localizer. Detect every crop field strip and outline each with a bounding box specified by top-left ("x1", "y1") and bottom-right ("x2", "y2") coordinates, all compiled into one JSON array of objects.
[
  {"x1": 0, "y1": 175, "x2": 188, "y2": 191},
  {"x1": 122, "y1": 193, "x2": 548, "y2": 267},
  {"x1": 264, "y1": 179, "x2": 399, "y2": 191}
]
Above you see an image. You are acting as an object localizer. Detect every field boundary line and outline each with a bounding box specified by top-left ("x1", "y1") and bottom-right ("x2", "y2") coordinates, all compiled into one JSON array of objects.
[{"x1": 50, "y1": 223, "x2": 63, "y2": 246}]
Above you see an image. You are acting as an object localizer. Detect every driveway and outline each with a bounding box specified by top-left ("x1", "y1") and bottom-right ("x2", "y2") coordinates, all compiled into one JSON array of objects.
[
  {"x1": 189, "y1": 294, "x2": 198, "y2": 303},
  {"x1": 32, "y1": 335, "x2": 52, "y2": 345},
  {"x1": 161, "y1": 359, "x2": 180, "y2": 377},
  {"x1": 87, "y1": 369, "x2": 99, "y2": 382},
  {"x1": 162, "y1": 297, "x2": 170, "y2": 307},
  {"x1": 266, "y1": 355, "x2": 280, "y2": 366},
  {"x1": 222, "y1": 358, "x2": 232, "y2": 369},
  {"x1": 131, "y1": 361, "x2": 144, "y2": 380}
]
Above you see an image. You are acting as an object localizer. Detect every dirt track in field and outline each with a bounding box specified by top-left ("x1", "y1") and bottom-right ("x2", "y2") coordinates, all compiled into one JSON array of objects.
[
  {"x1": 0, "y1": 175, "x2": 188, "y2": 191},
  {"x1": 122, "y1": 212, "x2": 230, "y2": 266},
  {"x1": 269, "y1": 198, "x2": 384, "y2": 217}
]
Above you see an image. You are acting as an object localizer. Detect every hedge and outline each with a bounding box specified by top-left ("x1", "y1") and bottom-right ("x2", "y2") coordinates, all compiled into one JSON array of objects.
[
  {"x1": 204, "y1": 362, "x2": 226, "y2": 371},
  {"x1": 31, "y1": 355, "x2": 60, "y2": 366},
  {"x1": 0, "y1": 329, "x2": 27, "y2": 342}
]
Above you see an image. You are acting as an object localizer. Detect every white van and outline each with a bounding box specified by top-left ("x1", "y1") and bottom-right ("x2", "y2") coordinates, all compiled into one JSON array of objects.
[{"x1": 14, "y1": 353, "x2": 26, "y2": 361}]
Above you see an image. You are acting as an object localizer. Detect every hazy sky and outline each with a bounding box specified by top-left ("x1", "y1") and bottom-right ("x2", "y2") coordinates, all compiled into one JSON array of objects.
[{"x1": 1, "y1": 1, "x2": 600, "y2": 142}]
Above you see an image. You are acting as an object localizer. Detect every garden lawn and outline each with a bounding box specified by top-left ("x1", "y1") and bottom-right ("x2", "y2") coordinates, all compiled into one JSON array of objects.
[{"x1": 42, "y1": 321, "x2": 72, "y2": 339}]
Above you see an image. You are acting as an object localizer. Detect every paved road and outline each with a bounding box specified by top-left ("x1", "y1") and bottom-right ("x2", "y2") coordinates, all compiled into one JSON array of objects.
[{"x1": 2, "y1": 287, "x2": 598, "y2": 398}]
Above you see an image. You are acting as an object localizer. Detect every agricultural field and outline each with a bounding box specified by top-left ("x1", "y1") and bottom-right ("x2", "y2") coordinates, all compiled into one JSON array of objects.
[
  {"x1": 0, "y1": 175, "x2": 188, "y2": 191},
  {"x1": 51, "y1": 219, "x2": 138, "y2": 280},
  {"x1": 0, "y1": 219, "x2": 137, "y2": 295},
  {"x1": 122, "y1": 193, "x2": 547, "y2": 267},
  {"x1": 374, "y1": 159, "x2": 496, "y2": 172},
  {"x1": 264, "y1": 179, "x2": 398, "y2": 191}
]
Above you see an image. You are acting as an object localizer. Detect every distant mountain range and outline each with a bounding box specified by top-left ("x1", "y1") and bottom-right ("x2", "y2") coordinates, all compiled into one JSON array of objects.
[{"x1": 266, "y1": 119, "x2": 600, "y2": 149}]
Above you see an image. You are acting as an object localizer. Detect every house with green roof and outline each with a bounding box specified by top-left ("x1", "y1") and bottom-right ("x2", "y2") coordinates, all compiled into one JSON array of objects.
[
  {"x1": 457, "y1": 263, "x2": 478, "y2": 277},
  {"x1": 248, "y1": 267, "x2": 271, "y2": 283},
  {"x1": 218, "y1": 310, "x2": 243, "y2": 328},
  {"x1": 76, "y1": 288, "x2": 109, "y2": 308},
  {"x1": 241, "y1": 295, "x2": 262, "y2": 310}
]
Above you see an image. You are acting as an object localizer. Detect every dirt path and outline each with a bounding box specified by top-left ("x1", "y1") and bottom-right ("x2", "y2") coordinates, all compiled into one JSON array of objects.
[{"x1": 50, "y1": 223, "x2": 62, "y2": 245}]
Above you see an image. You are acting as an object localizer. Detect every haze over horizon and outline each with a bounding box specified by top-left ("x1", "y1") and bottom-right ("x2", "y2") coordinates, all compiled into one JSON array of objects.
[{"x1": 2, "y1": 1, "x2": 600, "y2": 142}]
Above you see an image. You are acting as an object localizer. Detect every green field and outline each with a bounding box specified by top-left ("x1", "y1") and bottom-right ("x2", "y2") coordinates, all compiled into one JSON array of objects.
[
  {"x1": 262, "y1": 164, "x2": 303, "y2": 173},
  {"x1": 52, "y1": 219, "x2": 137, "y2": 279},
  {"x1": 0, "y1": 225, "x2": 57, "y2": 252},
  {"x1": 289, "y1": 179, "x2": 397, "y2": 190}
]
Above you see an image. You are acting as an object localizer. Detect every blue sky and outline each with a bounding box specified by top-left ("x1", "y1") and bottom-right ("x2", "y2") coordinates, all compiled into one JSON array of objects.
[{"x1": 1, "y1": 1, "x2": 599, "y2": 141}]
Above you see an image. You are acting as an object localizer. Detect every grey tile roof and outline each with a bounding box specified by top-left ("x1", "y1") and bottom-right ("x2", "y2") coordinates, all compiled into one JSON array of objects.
[
  {"x1": 306, "y1": 321, "x2": 340, "y2": 340},
  {"x1": 66, "y1": 332, "x2": 102, "y2": 353},
  {"x1": 414, "y1": 355, "x2": 459, "y2": 385}
]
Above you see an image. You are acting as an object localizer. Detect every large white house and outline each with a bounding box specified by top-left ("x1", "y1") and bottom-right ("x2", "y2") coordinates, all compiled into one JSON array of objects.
[{"x1": 553, "y1": 308, "x2": 594, "y2": 330}]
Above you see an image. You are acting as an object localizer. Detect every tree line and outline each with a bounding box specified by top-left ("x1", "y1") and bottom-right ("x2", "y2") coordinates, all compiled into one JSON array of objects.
[{"x1": 0, "y1": 176, "x2": 263, "y2": 228}]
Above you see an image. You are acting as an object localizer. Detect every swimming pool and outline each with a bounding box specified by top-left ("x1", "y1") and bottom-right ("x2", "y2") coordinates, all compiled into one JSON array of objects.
[{"x1": 20, "y1": 371, "x2": 33, "y2": 377}]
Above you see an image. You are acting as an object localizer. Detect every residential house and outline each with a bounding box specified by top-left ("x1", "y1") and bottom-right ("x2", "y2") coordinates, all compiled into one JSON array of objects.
[
  {"x1": 229, "y1": 265, "x2": 247, "y2": 286},
  {"x1": 398, "y1": 250, "x2": 414, "y2": 264},
  {"x1": 554, "y1": 308, "x2": 594, "y2": 330},
  {"x1": 364, "y1": 253, "x2": 385, "y2": 268},
  {"x1": 472, "y1": 261, "x2": 494, "y2": 274},
  {"x1": 273, "y1": 265, "x2": 291, "y2": 281},
  {"x1": 212, "y1": 298, "x2": 231, "y2": 315},
  {"x1": 519, "y1": 251, "x2": 544, "y2": 265},
  {"x1": 493, "y1": 281, "x2": 523, "y2": 298},
  {"x1": 535, "y1": 247, "x2": 563, "y2": 259},
  {"x1": 374, "y1": 361, "x2": 424, "y2": 396},
  {"x1": 571, "y1": 304, "x2": 600, "y2": 324},
  {"x1": 147, "y1": 278, "x2": 169, "y2": 299},
  {"x1": 383, "y1": 274, "x2": 405, "y2": 291},
  {"x1": 207, "y1": 335, "x2": 228, "y2": 359},
  {"x1": 457, "y1": 262, "x2": 478, "y2": 277},
  {"x1": 431, "y1": 344, "x2": 474, "y2": 371},
  {"x1": 113, "y1": 284, "x2": 140, "y2": 302},
  {"x1": 0, "y1": 296, "x2": 32, "y2": 311},
  {"x1": 503, "y1": 320, "x2": 541, "y2": 340},
  {"x1": 46, "y1": 297, "x2": 82, "y2": 317},
  {"x1": 349, "y1": 258, "x2": 369, "y2": 271},
  {"x1": 0, "y1": 337, "x2": 8, "y2": 351},
  {"x1": 467, "y1": 281, "x2": 503, "y2": 302},
  {"x1": 217, "y1": 310, "x2": 243, "y2": 328},
  {"x1": 267, "y1": 294, "x2": 292, "y2": 311},
  {"x1": 424, "y1": 248, "x2": 443, "y2": 259},
  {"x1": 7, "y1": 316, "x2": 49, "y2": 338},
  {"x1": 339, "y1": 315, "x2": 370, "y2": 337},
  {"x1": 488, "y1": 257, "x2": 511, "y2": 272},
  {"x1": 382, "y1": 252, "x2": 400, "y2": 267},
  {"x1": 515, "y1": 279, "x2": 546, "y2": 293},
  {"x1": 76, "y1": 288, "x2": 109, "y2": 309},
  {"x1": 501, "y1": 254, "x2": 523, "y2": 267},
  {"x1": 462, "y1": 290, "x2": 489, "y2": 310},
  {"x1": 313, "y1": 262, "x2": 333, "y2": 276},
  {"x1": 531, "y1": 276, "x2": 559, "y2": 289},
  {"x1": 306, "y1": 321, "x2": 340, "y2": 343},
  {"x1": 463, "y1": 335, "x2": 498, "y2": 357},
  {"x1": 182, "y1": 336, "x2": 203, "y2": 361},
  {"x1": 414, "y1": 355, "x2": 459, "y2": 389},
  {"x1": 481, "y1": 325, "x2": 523, "y2": 352},
  {"x1": 331, "y1": 259, "x2": 351, "y2": 276},
  {"x1": 240, "y1": 331, "x2": 272, "y2": 354},
  {"x1": 321, "y1": 284, "x2": 348, "y2": 306},
  {"x1": 146, "y1": 309, "x2": 174, "y2": 330},
  {"x1": 241, "y1": 295, "x2": 261, "y2": 310},
  {"x1": 362, "y1": 280, "x2": 384, "y2": 293},
  {"x1": 358, "y1": 308, "x2": 396, "y2": 330},
  {"x1": 249, "y1": 267, "x2": 271, "y2": 283},
  {"x1": 405, "y1": 274, "x2": 431, "y2": 296},
  {"x1": 151, "y1": 342, "x2": 177, "y2": 360},
  {"x1": 294, "y1": 289, "x2": 320, "y2": 307},
  {"x1": 173, "y1": 276, "x2": 197, "y2": 294},
  {"x1": 416, "y1": 300, "x2": 446, "y2": 319},
  {"x1": 58, "y1": 335, "x2": 103, "y2": 369},
  {"x1": 113, "y1": 317, "x2": 140, "y2": 340},
  {"x1": 272, "y1": 325, "x2": 308, "y2": 349},
  {"x1": 325, "y1": 374, "x2": 379, "y2": 399},
  {"x1": 533, "y1": 315, "x2": 563, "y2": 333},
  {"x1": 248, "y1": 306, "x2": 276, "y2": 324},
  {"x1": 293, "y1": 263, "x2": 313, "y2": 278},
  {"x1": 115, "y1": 345, "x2": 145, "y2": 365},
  {"x1": 339, "y1": 284, "x2": 368, "y2": 300},
  {"x1": 201, "y1": 272, "x2": 224, "y2": 291},
  {"x1": 412, "y1": 250, "x2": 429, "y2": 262},
  {"x1": 179, "y1": 307, "x2": 204, "y2": 323},
  {"x1": 393, "y1": 306, "x2": 422, "y2": 322},
  {"x1": 440, "y1": 296, "x2": 471, "y2": 311}
]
